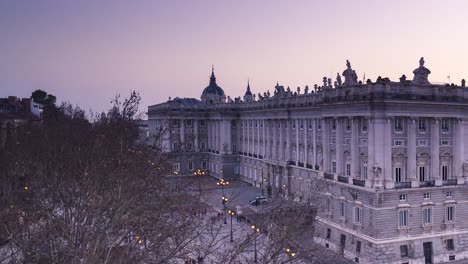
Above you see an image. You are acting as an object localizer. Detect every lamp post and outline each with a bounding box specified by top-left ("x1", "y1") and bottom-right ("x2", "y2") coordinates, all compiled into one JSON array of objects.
[
  {"x1": 227, "y1": 209, "x2": 236, "y2": 242},
  {"x1": 285, "y1": 246, "x2": 297, "y2": 258},
  {"x1": 221, "y1": 196, "x2": 228, "y2": 224},
  {"x1": 194, "y1": 169, "x2": 205, "y2": 197},
  {"x1": 251, "y1": 224, "x2": 260, "y2": 263}
]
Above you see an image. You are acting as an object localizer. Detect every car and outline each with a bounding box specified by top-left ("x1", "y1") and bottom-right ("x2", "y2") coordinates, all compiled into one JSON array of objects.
[{"x1": 250, "y1": 196, "x2": 268, "y2": 206}]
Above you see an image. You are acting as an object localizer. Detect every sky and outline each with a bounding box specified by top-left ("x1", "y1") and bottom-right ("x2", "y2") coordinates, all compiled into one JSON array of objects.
[{"x1": 2, "y1": 0, "x2": 468, "y2": 115}]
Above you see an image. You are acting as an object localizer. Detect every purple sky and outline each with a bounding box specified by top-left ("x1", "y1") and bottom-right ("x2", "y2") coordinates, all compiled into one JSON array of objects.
[{"x1": 2, "y1": 0, "x2": 468, "y2": 115}]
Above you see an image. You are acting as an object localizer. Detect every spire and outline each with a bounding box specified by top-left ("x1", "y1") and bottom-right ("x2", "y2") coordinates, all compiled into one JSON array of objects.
[
  {"x1": 245, "y1": 79, "x2": 252, "y2": 96},
  {"x1": 210, "y1": 65, "x2": 216, "y2": 85}
]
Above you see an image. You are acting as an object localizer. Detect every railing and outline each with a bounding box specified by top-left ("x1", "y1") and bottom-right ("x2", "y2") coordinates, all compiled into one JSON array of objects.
[
  {"x1": 306, "y1": 164, "x2": 313, "y2": 169},
  {"x1": 443, "y1": 179, "x2": 458, "y2": 186},
  {"x1": 337, "y1": 176, "x2": 349, "y2": 183},
  {"x1": 258, "y1": 155, "x2": 263, "y2": 159},
  {"x1": 352, "y1": 179, "x2": 365, "y2": 187},
  {"x1": 297, "y1": 162, "x2": 304, "y2": 167},
  {"x1": 395, "y1": 182, "x2": 412, "y2": 189},
  {"x1": 253, "y1": 154, "x2": 258, "y2": 158},
  {"x1": 419, "y1": 180, "x2": 435, "y2": 188},
  {"x1": 287, "y1": 161, "x2": 295, "y2": 166},
  {"x1": 324, "y1": 173, "x2": 334, "y2": 180}
]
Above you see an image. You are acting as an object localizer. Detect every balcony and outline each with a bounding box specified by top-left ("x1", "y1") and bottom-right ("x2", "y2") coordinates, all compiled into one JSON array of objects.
[
  {"x1": 258, "y1": 155, "x2": 263, "y2": 159},
  {"x1": 253, "y1": 154, "x2": 258, "y2": 158},
  {"x1": 324, "y1": 173, "x2": 334, "y2": 180},
  {"x1": 337, "y1": 176, "x2": 349, "y2": 183},
  {"x1": 395, "y1": 182, "x2": 412, "y2": 189},
  {"x1": 443, "y1": 179, "x2": 458, "y2": 186},
  {"x1": 419, "y1": 180, "x2": 435, "y2": 188},
  {"x1": 287, "y1": 161, "x2": 295, "y2": 166},
  {"x1": 306, "y1": 164, "x2": 313, "y2": 169},
  {"x1": 352, "y1": 179, "x2": 365, "y2": 187},
  {"x1": 297, "y1": 162, "x2": 305, "y2": 167}
]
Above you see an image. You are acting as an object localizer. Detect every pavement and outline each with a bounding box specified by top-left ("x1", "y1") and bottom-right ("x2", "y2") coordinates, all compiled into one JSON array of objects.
[{"x1": 195, "y1": 176, "x2": 353, "y2": 264}]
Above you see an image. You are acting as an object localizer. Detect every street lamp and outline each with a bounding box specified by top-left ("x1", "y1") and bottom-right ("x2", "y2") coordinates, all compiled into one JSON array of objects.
[
  {"x1": 221, "y1": 196, "x2": 228, "y2": 224},
  {"x1": 194, "y1": 169, "x2": 205, "y2": 197},
  {"x1": 216, "y1": 179, "x2": 229, "y2": 195},
  {"x1": 227, "y1": 209, "x2": 236, "y2": 242},
  {"x1": 285, "y1": 246, "x2": 297, "y2": 258},
  {"x1": 251, "y1": 224, "x2": 261, "y2": 263}
]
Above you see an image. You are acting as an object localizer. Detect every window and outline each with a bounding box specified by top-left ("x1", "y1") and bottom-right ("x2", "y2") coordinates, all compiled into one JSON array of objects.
[
  {"x1": 186, "y1": 119, "x2": 192, "y2": 126},
  {"x1": 260, "y1": 121, "x2": 263, "y2": 128},
  {"x1": 446, "y1": 239, "x2": 454, "y2": 250},
  {"x1": 441, "y1": 119, "x2": 449, "y2": 132},
  {"x1": 394, "y1": 140, "x2": 404, "y2": 146},
  {"x1": 362, "y1": 120, "x2": 367, "y2": 132},
  {"x1": 399, "y1": 210, "x2": 408, "y2": 227},
  {"x1": 346, "y1": 119, "x2": 351, "y2": 131},
  {"x1": 417, "y1": 139, "x2": 428, "y2": 146},
  {"x1": 255, "y1": 121, "x2": 257, "y2": 127},
  {"x1": 356, "y1": 241, "x2": 361, "y2": 254},
  {"x1": 399, "y1": 194, "x2": 407, "y2": 201},
  {"x1": 442, "y1": 165, "x2": 448, "y2": 181},
  {"x1": 362, "y1": 163, "x2": 367, "y2": 180},
  {"x1": 232, "y1": 144, "x2": 237, "y2": 153},
  {"x1": 308, "y1": 120, "x2": 313, "y2": 130},
  {"x1": 188, "y1": 161, "x2": 193, "y2": 171},
  {"x1": 418, "y1": 166, "x2": 426, "y2": 182},
  {"x1": 395, "y1": 167, "x2": 402, "y2": 183},
  {"x1": 173, "y1": 162, "x2": 180, "y2": 171},
  {"x1": 418, "y1": 119, "x2": 427, "y2": 132},
  {"x1": 354, "y1": 207, "x2": 362, "y2": 224},
  {"x1": 400, "y1": 245, "x2": 409, "y2": 257},
  {"x1": 394, "y1": 118, "x2": 403, "y2": 132},
  {"x1": 326, "y1": 228, "x2": 331, "y2": 239},
  {"x1": 172, "y1": 143, "x2": 178, "y2": 151},
  {"x1": 293, "y1": 121, "x2": 296, "y2": 129},
  {"x1": 346, "y1": 163, "x2": 351, "y2": 176},
  {"x1": 340, "y1": 202, "x2": 346, "y2": 217},
  {"x1": 187, "y1": 143, "x2": 192, "y2": 150},
  {"x1": 423, "y1": 207, "x2": 432, "y2": 225},
  {"x1": 300, "y1": 120, "x2": 304, "y2": 129},
  {"x1": 201, "y1": 142, "x2": 206, "y2": 150},
  {"x1": 441, "y1": 139, "x2": 450, "y2": 146},
  {"x1": 172, "y1": 120, "x2": 178, "y2": 126},
  {"x1": 200, "y1": 120, "x2": 206, "y2": 126},
  {"x1": 331, "y1": 137, "x2": 336, "y2": 143},
  {"x1": 446, "y1": 206, "x2": 454, "y2": 223},
  {"x1": 447, "y1": 191, "x2": 453, "y2": 198},
  {"x1": 318, "y1": 120, "x2": 322, "y2": 130},
  {"x1": 345, "y1": 138, "x2": 351, "y2": 145},
  {"x1": 332, "y1": 161, "x2": 337, "y2": 173},
  {"x1": 202, "y1": 161, "x2": 207, "y2": 170},
  {"x1": 361, "y1": 139, "x2": 368, "y2": 146},
  {"x1": 424, "y1": 192, "x2": 431, "y2": 199},
  {"x1": 332, "y1": 120, "x2": 336, "y2": 131}
]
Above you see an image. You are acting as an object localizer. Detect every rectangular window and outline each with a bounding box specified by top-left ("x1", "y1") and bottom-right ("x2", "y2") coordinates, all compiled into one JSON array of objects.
[
  {"x1": 331, "y1": 137, "x2": 336, "y2": 143},
  {"x1": 332, "y1": 120, "x2": 336, "y2": 131},
  {"x1": 441, "y1": 139, "x2": 450, "y2": 146},
  {"x1": 446, "y1": 206, "x2": 454, "y2": 223},
  {"x1": 186, "y1": 119, "x2": 192, "y2": 126},
  {"x1": 361, "y1": 139, "x2": 368, "y2": 146},
  {"x1": 446, "y1": 239, "x2": 454, "y2": 250},
  {"x1": 346, "y1": 119, "x2": 351, "y2": 131},
  {"x1": 346, "y1": 163, "x2": 351, "y2": 176},
  {"x1": 400, "y1": 245, "x2": 409, "y2": 257},
  {"x1": 418, "y1": 119, "x2": 427, "y2": 132},
  {"x1": 354, "y1": 207, "x2": 362, "y2": 224},
  {"x1": 417, "y1": 139, "x2": 428, "y2": 146},
  {"x1": 300, "y1": 120, "x2": 304, "y2": 129},
  {"x1": 424, "y1": 192, "x2": 431, "y2": 199},
  {"x1": 356, "y1": 241, "x2": 361, "y2": 254},
  {"x1": 394, "y1": 140, "x2": 404, "y2": 146},
  {"x1": 188, "y1": 161, "x2": 193, "y2": 171},
  {"x1": 362, "y1": 120, "x2": 367, "y2": 132},
  {"x1": 318, "y1": 120, "x2": 322, "y2": 130},
  {"x1": 394, "y1": 118, "x2": 403, "y2": 132},
  {"x1": 447, "y1": 191, "x2": 453, "y2": 198},
  {"x1": 200, "y1": 120, "x2": 206, "y2": 126},
  {"x1": 340, "y1": 202, "x2": 345, "y2": 217},
  {"x1": 442, "y1": 165, "x2": 448, "y2": 181},
  {"x1": 362, "y1": 163, "x2": 368, "y2": 179},
  {"x1": 419, "y1": 166, "x2": 426, "y2": 182},
  {"x1": 399, "y1": 194, "x2": 407, "y2": 201},
  {"x1": 326, "y1": 228, "x2": 331, "y2": 239},
  {"x1": 345, "y1": 138, "x2": 351, "y2": 145},
  {"x1": 395, "y1": 167, "x2": 402, "y2": 183},
  {"x1": 173, "y1": 162, "x2": 180, "y2": 171},
  {"x1": 187, "y1": 143, "x2": 192, "y2": 150},
  {"x1": 201, "y1": 142, "x2": 206, "y2": 150},
  {"x1": 399, "y1": 210, "x2": 408, "y2": 227},
  {"x1": 232, "y1": 144, "x2": 237, "y2": 153},
  {"x1": 441, "y1": 119, "x2": 449, "y2": 132},
  {"x1": 332, "y1": 161, "x2": 337, "y2": 173},
  {"x1": 172, "y1": 143, "x2": 178, "y2": 151},
  {"x1": 423, "y1": 207, "x2": 432, "y2": 225},
  {"x1": 202, "y1": 161, "x2": 207, "y2": 170}
]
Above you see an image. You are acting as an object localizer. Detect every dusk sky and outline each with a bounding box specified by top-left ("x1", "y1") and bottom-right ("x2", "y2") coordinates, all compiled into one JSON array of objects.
[{"x1": 2, "y1": 0, "x2": 468, "y2": 115}]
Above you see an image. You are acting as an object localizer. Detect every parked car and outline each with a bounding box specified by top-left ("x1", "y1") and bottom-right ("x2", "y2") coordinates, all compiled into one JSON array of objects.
[{"x1": 250, "y1": 195, "x2": 268, "y2": 205}]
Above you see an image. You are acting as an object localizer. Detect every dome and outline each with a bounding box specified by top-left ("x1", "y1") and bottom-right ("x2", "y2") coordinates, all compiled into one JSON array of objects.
[{"x1": 202, "y1": 70, "x2": 225, "y2": 97}]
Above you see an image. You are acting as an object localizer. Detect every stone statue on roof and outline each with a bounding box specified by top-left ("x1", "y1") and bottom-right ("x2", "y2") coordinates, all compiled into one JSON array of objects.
[
  {"x1": 336, "y1": 73, "x2": 342, "y2": 86},
  {"x1": 342, "y1": 60, "x2": 358, "y2": 86},
  {"x1": 412, "y1": 57, "x2": 431, "y2": 85}
]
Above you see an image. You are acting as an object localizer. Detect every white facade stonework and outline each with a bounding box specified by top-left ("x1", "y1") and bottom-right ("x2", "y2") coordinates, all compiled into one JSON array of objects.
[{"x1": 148, "y1": 59, "x2": 468, "y2": 264}]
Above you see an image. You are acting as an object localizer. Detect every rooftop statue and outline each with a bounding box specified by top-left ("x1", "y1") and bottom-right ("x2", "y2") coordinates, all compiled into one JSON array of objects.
[
  {"x1": 336, "y1": 73, "x2": 342, "y2": 86},
  {"x1": 342, "y1": 60, "x2": 358, "y2": 86},
  {"x1": 412, "y1": 57, "x2": 431, "y2": 85}
]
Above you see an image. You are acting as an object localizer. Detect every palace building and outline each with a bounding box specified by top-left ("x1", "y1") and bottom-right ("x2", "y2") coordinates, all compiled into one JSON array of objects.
[{"x1": 148, "y1": 58, "x2": 468, "y2": 264}]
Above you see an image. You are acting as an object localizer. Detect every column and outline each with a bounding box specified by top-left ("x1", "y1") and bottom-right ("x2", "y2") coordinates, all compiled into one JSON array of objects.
[
  {"x1": 242, "y1": 120, "x2": 245, "y2": 153},
  {"x1": 351, "y1": 118, "x2": 359, "y2": 178},
  {"x1": 367, "y1": 118, "x2": 375, "y2": 187},
  {"x1": 251, "y1": 120, "x2": 255, "y2": 156},
  {"x1": 194, "y1": 119, "x2": 199, "y2": 151},
  {"x1": 263, "y1": 120, "x2": 266, "y2": 158},
  {"x1": 323, "y1": 119, "x2": 330, "y2": 172},
  {"x1": 336, "y1": 118, "x2": 344, "y2": 176},
  {"x1": 257, "y1": 119, "x2": 261, "y2": 157},
  {"x1": 373, "y1": 118, "x2": 385, "y2": 188},
  {"x1": 454, "y1": 118, "x2": 464, "y2": 183},
  {"x1": 225, "y1": 120, "x2": 232, "y2": 154},
  {"x1": 247, "y1": 120, "x2": 251, "y2": 155},
  {"x1": 304, "y1": 119, "x2": 308, "y2": 166},
  {"x1": 431, "y1": 119, "x2": 441, "y2": 185},
  {"x1": 180, "y1": 118, "x2": 185, "y2": 143},
  {"x1": 286, "y1": 119, "x2": 291, "y2": 163},
  {"x1": 312, "y1": 119, "x2": 317, "y2": 167},
  {"x1": 295, "y1": 119, "x2": 300, "y2": 164},
  {"x1": 272, "y1": 120, "x2": 277, "y2": 160},
  {"x1": 408, "y1": 118, "x2": 418, "y2": 186},
  {"x1": 384, "y1": 118, "x2": 393, "y2": 188},
  {"x1": 279, "y1": 120, "x2": 284, "y2": 161}
]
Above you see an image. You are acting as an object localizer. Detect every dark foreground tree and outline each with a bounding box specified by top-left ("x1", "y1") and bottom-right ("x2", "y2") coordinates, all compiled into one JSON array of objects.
[{"x1": 0, "y1": 92, "x2": 207, "y2": 263}]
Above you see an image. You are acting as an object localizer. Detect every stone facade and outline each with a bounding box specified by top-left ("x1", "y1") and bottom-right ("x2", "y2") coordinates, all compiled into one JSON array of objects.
[{"x1": 148, "y1": 59, "x2": 468, "y2": 264}]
